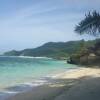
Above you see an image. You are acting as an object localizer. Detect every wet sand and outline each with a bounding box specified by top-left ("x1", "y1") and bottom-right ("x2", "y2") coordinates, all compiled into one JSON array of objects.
[{"x1": 6, "y1": 67, "x2": 100, "y2": 100}]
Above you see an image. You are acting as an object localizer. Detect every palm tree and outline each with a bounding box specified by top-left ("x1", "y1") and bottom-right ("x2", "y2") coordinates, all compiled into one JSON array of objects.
[
  {"x1": 75, "y1": 11, "x2": 100, "y2": 36},
  {"x1": 75, "y1": 11, "x2": 100, "y2": 56}
]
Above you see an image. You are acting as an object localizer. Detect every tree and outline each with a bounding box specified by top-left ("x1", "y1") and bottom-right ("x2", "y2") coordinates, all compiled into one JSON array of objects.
[{"x1": 75, "y1": 11, "x2": 100, "y2": 36}]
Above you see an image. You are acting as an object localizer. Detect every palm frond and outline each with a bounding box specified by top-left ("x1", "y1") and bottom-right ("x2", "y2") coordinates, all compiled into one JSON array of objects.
[{"x1": 75, "y1": 11, "x2": 100, "y2": 36}]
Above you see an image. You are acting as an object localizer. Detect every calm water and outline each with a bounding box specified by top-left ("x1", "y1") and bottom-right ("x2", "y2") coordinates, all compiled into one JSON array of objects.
[{"x1": 0, "y1": 56, "x2": 77, "y2": 91}]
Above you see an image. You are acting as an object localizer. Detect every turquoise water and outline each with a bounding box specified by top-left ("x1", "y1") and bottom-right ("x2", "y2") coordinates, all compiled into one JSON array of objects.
[{"x1": 0, "y1": 56, "x2": 77, "y2": 90}]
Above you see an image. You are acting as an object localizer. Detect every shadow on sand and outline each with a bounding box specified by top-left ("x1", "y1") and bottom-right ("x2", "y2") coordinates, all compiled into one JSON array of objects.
[{"x1": 5, "y1": 74, "x2": 100, "y2": 100}]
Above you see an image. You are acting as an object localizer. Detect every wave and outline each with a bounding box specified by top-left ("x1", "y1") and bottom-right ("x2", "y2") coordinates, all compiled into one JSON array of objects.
[
  {"x1": 0, "y1": 67, "x2": 79, "y2": 100},
  {"x1": 19, "y1": 56, "x2": 52, "y2": 59},
  {"x1": 0, "y1": 55, "x2": 52, "y2": 59}
]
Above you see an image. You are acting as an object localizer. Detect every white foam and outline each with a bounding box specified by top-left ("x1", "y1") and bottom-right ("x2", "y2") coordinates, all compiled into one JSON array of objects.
[
  {"x1": 1, "y1": 91, "x2": 18, "y2": 94},
  {"x1": 0, "y1": 91, "x2": 18, "y2": 100},
  {"x1": 18, "y1": 56, "x2": 52, "y2": 59},
  {"x1": 23, "y1": 79, "x2": 48, "y2": 87},
  {"x1": 0, "y1": 56, "x2": 52, "y2": 59}
]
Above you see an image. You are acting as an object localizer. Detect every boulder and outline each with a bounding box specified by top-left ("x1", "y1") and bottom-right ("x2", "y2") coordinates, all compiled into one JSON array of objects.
[{"x1": 80, "y1": 55, "x2": 88, "y2": 64}]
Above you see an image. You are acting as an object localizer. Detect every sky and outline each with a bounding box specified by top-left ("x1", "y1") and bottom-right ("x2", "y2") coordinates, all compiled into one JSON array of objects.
[{"x1": 0, "y1": 0, "x2": 100, "y2": 53}]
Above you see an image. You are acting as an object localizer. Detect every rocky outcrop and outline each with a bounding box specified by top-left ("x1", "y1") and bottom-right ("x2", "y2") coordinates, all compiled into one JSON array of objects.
[
  {"x1": 67, "y1": 42, "x2": 100, "y2": 65},
  {"x1": 68, "y1": 53, "x2": 100, "y2": 65}
]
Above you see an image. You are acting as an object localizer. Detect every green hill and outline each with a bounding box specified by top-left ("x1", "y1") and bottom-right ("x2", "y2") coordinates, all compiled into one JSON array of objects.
[{"x1": 4, "y1": 39, "x2": 96, "y2": 59}]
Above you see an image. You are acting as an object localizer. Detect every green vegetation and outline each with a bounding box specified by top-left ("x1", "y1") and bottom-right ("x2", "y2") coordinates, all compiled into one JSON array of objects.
[
  {"x1": 68, "y1": 11, "x2": 100, "y2": 65},
  {"x1": 75, "y1": 11, "x2": 100, "y2": 36},
  {"x1": 4, "y1": 39, "x2": 97, "y2": 59}
]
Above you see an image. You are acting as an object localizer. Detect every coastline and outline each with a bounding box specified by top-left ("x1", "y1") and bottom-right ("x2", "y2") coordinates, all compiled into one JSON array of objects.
[
  {"x1": 6, "y1": 66, "x2": 100, "y2": 100},
  {"x1": 0, "y1": 56, "x2": 71, "y2": 91}
]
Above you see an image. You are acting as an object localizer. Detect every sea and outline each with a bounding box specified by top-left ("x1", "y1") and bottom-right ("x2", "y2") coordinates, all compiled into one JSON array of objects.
[{"x1": 0, "y1": 56, "x2": 78, "y2": 100}]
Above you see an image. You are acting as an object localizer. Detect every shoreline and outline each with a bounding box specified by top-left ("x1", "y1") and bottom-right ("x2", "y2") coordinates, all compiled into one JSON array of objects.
[
  {"x1": 6, "y1": 66, "x2": 100, "y2": 100},
  {"x1": 0, "y1": 56, "x2": 72, "y2": 93},
  {"x1": 0, "y1": 66, "x2": 79, "y2": 100}
]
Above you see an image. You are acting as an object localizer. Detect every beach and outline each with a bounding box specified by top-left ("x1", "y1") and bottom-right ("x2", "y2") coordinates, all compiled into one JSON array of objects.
[
  {"x1": 6, "y1": 66, "x2": 100, "y2": 100},
  {"x1": 0, "y1": 0, "x2": 100, "y2": 100}
]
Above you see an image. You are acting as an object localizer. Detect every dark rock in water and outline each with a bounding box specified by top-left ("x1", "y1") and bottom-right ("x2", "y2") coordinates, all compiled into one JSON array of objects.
[
  {"x1": 67, "y1": 58, "x2": 74, "y2": 64},
  {"x1": 67, "y1": 57, "x2": 79, "y2": 64}
]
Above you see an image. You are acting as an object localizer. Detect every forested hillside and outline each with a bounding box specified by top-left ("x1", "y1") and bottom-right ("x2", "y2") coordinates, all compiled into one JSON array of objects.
[{"x1": 4, "y1": 39, "x2": 97, "y2": 59}]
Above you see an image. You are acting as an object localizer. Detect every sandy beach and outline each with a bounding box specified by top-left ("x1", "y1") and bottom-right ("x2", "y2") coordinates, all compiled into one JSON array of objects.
[{"x1": 6, "y1": 67, "x2": 100, "y2": 100}]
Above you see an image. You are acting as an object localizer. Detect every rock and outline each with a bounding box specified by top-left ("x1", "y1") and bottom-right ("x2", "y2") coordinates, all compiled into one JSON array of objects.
[
  {"x1": 67, "y1": 56, "x2": 80, "y2": 64},
  {"x1": 67, "y1": 41, "x2": 100, "y2": 65},
  {"x1": 80, "y1": 55, "x2": 88, "y2": 64},
  {"x1": 95, "y1": 49, "x2": 100, "y2": 56}
]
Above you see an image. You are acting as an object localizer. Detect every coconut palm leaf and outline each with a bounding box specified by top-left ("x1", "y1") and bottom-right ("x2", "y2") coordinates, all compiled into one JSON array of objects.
[{"x1": 75, "y1": 11, "x2": 100, "y2": 36}]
